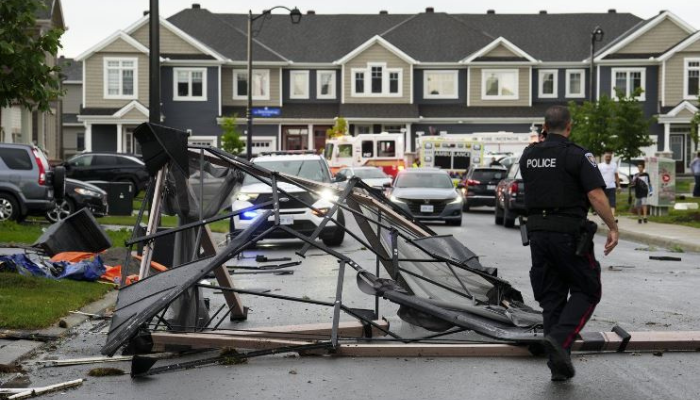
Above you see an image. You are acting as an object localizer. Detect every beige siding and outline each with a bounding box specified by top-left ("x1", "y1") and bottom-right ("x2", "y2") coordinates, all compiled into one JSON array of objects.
[
  {"x1": 618, "y1": 19, "x2": 688, "y2": 54},
  {"x1": 685, "y1": 40, "x2": 700, "y2": 53},
  {"x1": 469, "y1": 67, "x2": 530, "y2": 107},
  {"x1": 120, "y1": 107, "x2": 148, "y2": 120},
  {"x1": 131, "y1": 24, "x2": 202, "y2": 54},
  {"x1": 84, "y1": 52, "x2": 149, "y2": 108},
  {"x1": 482, "y1": 44, "x2": 518, "y2": 58},
  {"x1": 102, "y1": 37, "x2": 141, "y2": 53},
  {"x1": 675, "y1": 108, "x2": 696, "y2": 118},
  {"x1": 62, "y1": 126, "x2": 83, "y2": 157},
  {"x1": 63, "y1": 83, "x2": 82, "y2": 113},
  {"x1": 665, "y1": 51, "x2": 700, "y2": 105},
  {"x1": 222, "y1": 67, "x2": 281, "y2": 107},
  {"x1": 343, "y1": 43, "x2": 411, "y2": 104}
]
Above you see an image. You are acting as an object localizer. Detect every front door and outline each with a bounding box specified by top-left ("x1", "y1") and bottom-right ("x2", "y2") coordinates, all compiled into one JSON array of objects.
[
  {"x1": 670, "y1": 134, "x2": 685, "y2": 173},
  {"x1": 313, "y1": 126, "x2": 331, "y2": 153},
  {"x1": 282, "y1": 126, "x2": 308, "y2": 151}
]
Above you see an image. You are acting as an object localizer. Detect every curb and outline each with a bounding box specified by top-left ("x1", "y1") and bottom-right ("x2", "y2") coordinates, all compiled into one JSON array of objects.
[
  {"x1": 597, "y1": 224, "x2": 700, "y2": 253},
  {"x1": 0, "y1": 290, "x2": 117, "y2": 367}
]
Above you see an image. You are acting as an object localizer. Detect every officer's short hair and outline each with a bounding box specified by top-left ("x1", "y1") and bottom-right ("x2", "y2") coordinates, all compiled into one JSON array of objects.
[{"x1": 544, "y1": 106, "x2": 571, "y2": 133}]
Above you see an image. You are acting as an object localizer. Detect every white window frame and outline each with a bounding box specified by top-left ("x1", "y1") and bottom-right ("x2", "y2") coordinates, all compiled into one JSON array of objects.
[
  {"x1": 611, "y1": 67, "x2": 646, "y2": 101},
  {"x1": 565, "y1": 69, "x2": 586, "y2": 98},
  {"x1": 481, "y1": 69, "x2": 519, "y2": 100},
  {"x1": 187, "y1": 135, "x2": 217, "y2": 147},
  {"x1": 316, "y1": 70, "x2": 336, "y2": 99},
  {"x1": 350, "y1": 63, "x2": 403, "y2": 97},
  {"x1": 423, "y1": 70, "x2": 459, "y2": 99},
  {"x1": 233, "y1": 69, "x2": 270, "y2": 100},
  {"x1": 173, "y1": 67, "x2": 207, "y2": 101},
  {"x1": 103, "y1": 57, "x2": 138, "y2": 100},
  {"x1": 289, "y1": 70, "x2": 310, "y2": 99},
  {"x1": 683, "y1": 57, "x2": 700, "y2": 100},
  {"x1": 538, "y1": 69, "x2": 558, "y2": 99},
  {"x1": 355, "y1": 125, "x2": 372, "y2": 135}
]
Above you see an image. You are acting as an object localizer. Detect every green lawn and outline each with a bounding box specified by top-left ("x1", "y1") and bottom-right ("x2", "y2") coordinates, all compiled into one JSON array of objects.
[
  {"x1": 0, "y1": 221, "x2": 133, "y2": 246},
  {"x1": 0, "y1": 273, "x2": 114, "y2": 329},
  {"x1": 615, "y1": 191, "x2": 700, "y2": 229}
]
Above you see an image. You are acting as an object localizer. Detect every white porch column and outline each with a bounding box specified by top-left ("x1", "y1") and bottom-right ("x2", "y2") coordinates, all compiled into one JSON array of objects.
[
  {"x1": 85, "y1": 123, "x2": 92, "y2": 152},
  {"x1": 405, "y1": 123, "x2": 412, "y2": 153},
  {"x1": 116, "y1": 123, "x2": 123, "y2": 153},
  {"x1": 663, "y1": 123, "x2": 671, "y2": 153},
  {"x1": 307, "y1": 124, "x2": 313, "y2": 150}
]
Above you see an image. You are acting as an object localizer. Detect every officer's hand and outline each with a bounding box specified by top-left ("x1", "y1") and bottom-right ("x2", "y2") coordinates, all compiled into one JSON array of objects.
[{"x1": 604, "y1": 230, "x2": 619, "y2": 256}]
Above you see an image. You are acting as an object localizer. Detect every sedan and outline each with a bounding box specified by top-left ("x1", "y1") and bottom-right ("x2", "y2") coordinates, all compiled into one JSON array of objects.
[
  {"x1": 45, "y1": 179, "x2": 108, "y2": 222},
  {"x1": 388, "y1": 169, "x2": 463, "y2": 226},
  {"x1": 460, "y1": 166, "x2": 507, "y2": 211},
  {"x1": 334, "y1": 166, "x2": 392, "y2": 190}
]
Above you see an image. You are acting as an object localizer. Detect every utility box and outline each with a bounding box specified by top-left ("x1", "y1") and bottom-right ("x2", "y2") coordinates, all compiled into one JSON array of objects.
[
  {"x1": 89, "y1": 181, "x2": 135, "y2": 216},
  {"x1": 645, "y1": 156, "x2": 676, "y2": 216}
]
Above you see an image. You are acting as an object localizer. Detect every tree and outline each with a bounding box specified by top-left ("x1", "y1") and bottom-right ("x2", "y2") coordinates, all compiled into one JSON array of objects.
[
  {"x1": 690, "y1": 95, "x2": 700, "y2": 146},
  {"x1": 0, "y1": 0, "x2": 64, "y2": 119},
  {"x1": 568, "y1": 95, "x2": 615, "y2": 158},
  {"x1": 326, "y1": 117, "x2": 348, "y2": 139},
  {"x1": 220, "y1": 115, "x2": 245, "y2": 155}
]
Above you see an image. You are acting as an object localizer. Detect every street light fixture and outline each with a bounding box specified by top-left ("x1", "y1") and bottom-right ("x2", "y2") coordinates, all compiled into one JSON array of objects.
[
  {"x1": 246, "y1": 6, "x2": 301, "y2": 160},
  {"x1": 589, "y1": 26, "x2": 604, "y2": 102}
]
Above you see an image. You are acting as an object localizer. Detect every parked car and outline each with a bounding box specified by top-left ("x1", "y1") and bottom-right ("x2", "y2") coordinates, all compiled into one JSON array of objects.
[
  {"x1": 460, "y1": 166, "x2": 507, "y2": 211},
  {"x1": 62, "y1": 153, "x2": 149, "y2": 194},
  {"x1": 0, "y1": 143, "x2": 65, "y2": 222},
  {"x1": 334, "y1": 166, "x2": 392, "y2": 190},
  {"x1": 45, "y1": 179, "x2": 108, "y2": 223},
  {"x1": 494, "y1": 157, "x2": 525, "y2": 228},
  {"x1": 388, "y1": 168, "x2": 463, "y2": 226},
  {"x1": 231, "y1": 152, "x2": 345, "y2": 246},
  {"x1": 617, "y1": 161, "x2": 641, "y2": 187}
]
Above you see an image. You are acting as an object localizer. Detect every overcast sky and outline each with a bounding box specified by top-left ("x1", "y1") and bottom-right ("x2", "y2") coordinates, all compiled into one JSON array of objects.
[{"x1": 59, "y1": 0, "x2": 700, "y2": 58}]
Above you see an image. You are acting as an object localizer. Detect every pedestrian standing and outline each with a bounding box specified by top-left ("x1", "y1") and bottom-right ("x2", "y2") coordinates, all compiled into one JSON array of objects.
[
  {"x1": 691, "y1": 151, "x2": 700, "y2": 197},
  {"x1": 520, "y1": 105, "x2": 618, "y2": 381},
  {"x1": 631, "y1": 163, "x2": 651, "y2": 223},
  {"x1": 598, "y1": 150, "x2": 620, "y2": 221}
]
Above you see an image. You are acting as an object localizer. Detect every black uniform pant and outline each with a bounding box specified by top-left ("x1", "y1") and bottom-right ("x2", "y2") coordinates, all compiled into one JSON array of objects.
[{"x1": 529, "y1": 230, "x2": 602, "y2": 350}]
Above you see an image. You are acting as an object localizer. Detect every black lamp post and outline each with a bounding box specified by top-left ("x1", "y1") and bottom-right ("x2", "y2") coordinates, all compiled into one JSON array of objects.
[
  {"x1": 589, "y1": 26, "x2": 604, "y2": 102},
  {"x1": 246, "y1": 6, "x2": 302, "y2": 160}
]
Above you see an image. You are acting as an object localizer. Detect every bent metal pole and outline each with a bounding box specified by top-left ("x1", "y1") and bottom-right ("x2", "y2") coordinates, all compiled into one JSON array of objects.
[{"x1": 138, "y1": 165, "x2": 167, "y2": 279}]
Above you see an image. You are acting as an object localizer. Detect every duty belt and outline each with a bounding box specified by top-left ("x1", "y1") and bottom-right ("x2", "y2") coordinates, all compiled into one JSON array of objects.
[{"x1": 526, "y1": 214, "x2": 585, "y2": 234}]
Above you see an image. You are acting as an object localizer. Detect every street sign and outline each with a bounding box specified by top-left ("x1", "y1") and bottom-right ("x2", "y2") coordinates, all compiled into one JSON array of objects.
[{"x1": 251, "y1": 107, "x2": 281, "y2": 118}]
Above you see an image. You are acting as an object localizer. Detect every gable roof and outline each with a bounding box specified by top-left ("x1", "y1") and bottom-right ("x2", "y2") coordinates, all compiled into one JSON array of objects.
[
  {"x1": 334, "y1": 35, "x2": 417, "y2": 65},
  {"x1": 663, "y1": 101, "x2": 699, "y2": 117},
  {"x1": 75, "y1": 31, "x2": 149, "y2": 61},
  {"x1": 113, "y1": 101, "x2": 149, "y2": 118},
  {"x1": 462, "y1": 37, "x2": 538, "y2": 63},
  {"x1": 59, "y1": 58, "x2": 82, "y2": 82},
  {"x1": 595, "y1": 11, "x2": 695, "y2": 61},
  {"x1": 657, "y1": 30, "x2": 700, "y2": 61}
]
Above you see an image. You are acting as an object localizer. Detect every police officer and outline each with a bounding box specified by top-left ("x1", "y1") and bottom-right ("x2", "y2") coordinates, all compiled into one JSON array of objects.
[{"x1": 520, "y1": 105, "x2": 618, "y2": 381}]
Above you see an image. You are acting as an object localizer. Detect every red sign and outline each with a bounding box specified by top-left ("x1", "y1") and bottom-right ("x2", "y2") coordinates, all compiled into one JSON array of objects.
[{"x1": 662, "y1": 173, "x2": 671, "y2": 183}]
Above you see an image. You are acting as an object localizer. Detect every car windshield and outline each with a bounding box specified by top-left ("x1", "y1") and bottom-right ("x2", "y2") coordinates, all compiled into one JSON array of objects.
[
  {"x1": 472, "y1": 169, "x2": 505, "y2": 182},
  {"x1": 354, "y1": 169, "x2": 387, "y2": 179},
  {"x1": 244, "y1": 159, "x2": 331, "y2": 184},
  {"x1": 395, "y1": 172, "x2": 453, "y2": 189}
]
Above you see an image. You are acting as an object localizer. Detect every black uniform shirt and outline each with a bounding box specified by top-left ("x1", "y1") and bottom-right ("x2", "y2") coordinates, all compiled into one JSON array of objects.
[{"x1": 520, "y1": 133, "x2": 605, "y2": 216}]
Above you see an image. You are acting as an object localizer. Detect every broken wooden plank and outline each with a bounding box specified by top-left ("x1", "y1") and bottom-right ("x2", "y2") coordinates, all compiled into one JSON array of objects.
[
  {"x1": 574, "y1": 331, "x2": 700, "y2": 352},
  {"x1": 329, "y1": 343, "x2": 533, "y2": 357},
  {"x1": 201, "y1": 225, "x2": 247, "y2": 320},
  {"x1": 151, "y1": 332, "x2": 311, "y2": 351},
  {"x1": 198, "y1": 320, "x2": 389, "y2": 340},
  {"x1": 8, "y1": 379, "x2": 84, "y2": 399}
]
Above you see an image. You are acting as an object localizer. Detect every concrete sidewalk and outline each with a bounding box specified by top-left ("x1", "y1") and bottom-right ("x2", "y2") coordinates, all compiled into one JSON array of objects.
[{"x1": 596, "y1": 215, "x2": 700, "y2": 253}]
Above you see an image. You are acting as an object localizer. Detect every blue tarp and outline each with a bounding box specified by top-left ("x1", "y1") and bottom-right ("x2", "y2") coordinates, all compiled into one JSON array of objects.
[{"x1": 0, "y1": 253, "x2": 105, "y2": 282}]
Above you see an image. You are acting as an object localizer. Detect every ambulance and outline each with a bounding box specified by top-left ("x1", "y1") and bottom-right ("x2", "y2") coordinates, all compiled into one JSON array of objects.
[
  {"x1": 417, "y1": 135, "x2": 484, "y2": 180},
  {"x1": 323, "y1": 133, "x2": 406, "y2": 177}
]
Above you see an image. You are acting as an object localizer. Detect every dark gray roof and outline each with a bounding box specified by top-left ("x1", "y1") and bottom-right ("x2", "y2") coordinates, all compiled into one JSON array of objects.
[
  {"x1": 339, "y1": 104, "x2": 419, "y2": 118},
  {"x1": 418, "y1": 103, "x2": 569, "y2": 118},
  {"x1": 221, "y1": 104, "x2": 338, "y2": 119},
  {"x1": 80, "y1": 108, "x2": 120, "y2": 116},
  {"x1": 62, "y1": 113, "x2": 79, "y2": 124},
  {"x1": 162, "y1": 53, "x2": 215, "y2": 60},
  {"x1": 59, "y1": 58, "x2": 82, "y2": 81}
]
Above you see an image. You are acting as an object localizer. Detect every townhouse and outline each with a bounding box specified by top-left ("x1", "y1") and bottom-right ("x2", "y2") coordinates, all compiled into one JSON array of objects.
[{"x1": 69, "y1": 5, "x2": 700, "y2": 172}]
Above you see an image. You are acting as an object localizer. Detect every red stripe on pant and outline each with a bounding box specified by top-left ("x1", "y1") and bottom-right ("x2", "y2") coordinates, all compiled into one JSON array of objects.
[{"x1": 562, "y1": 252, "x2": 601, "y2": 349}]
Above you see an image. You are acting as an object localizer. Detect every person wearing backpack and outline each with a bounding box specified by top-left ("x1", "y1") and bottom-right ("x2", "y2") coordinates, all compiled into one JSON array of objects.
[{"x1": 631, "y1": 163, "x2": 651, "y2": 223}]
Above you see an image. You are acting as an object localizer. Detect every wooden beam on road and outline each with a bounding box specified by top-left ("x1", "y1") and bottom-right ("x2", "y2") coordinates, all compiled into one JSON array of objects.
[{"x1": 151, "y1": 332, "x2": 311, "y2": 351}]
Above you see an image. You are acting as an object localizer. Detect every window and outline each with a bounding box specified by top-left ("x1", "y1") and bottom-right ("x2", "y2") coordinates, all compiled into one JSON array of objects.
[
  {"x1": 70, "y1": 155, "x2": 93, "y2": 167},
  {"x1": 290, "y1": 70, "x2": 309, "y2": 99},
  {"x1": 377, "y1": 140, "x2": 396, "y2": 157},
  {"x1": 538, "y1": 69, "x2": 557, "y2": 98},
  {"x1": 352, "y1": 64, "x2": 402, "y2": 96},
  {"x1": 684, "y1": 58, "x2": 700, "y2": 99},
  {"x1": 0, "y1": 148, "x2": 32, "y2": 170},
  {"x1": 76, "y1": 133, "x2": 85, "y2": 151},
  {"x1": 317, "y1": 70, "x2": 336, "y2": 99},
  {"x1": 565, "y1": 69, "x2": 586, "y2": 98},
  {"x1": 482, "y1": 69, "x2": 518, "y2": 100},
  {"x1": 338, "y1": 144, "x2": 353, "y2": 158},
  {"x1": 233, "y1": 69, "x2": 270, "y2": 100},
  {"x1": 173, "y1": 68, "x2": 206, "y2": 101},
  {"x1": 361, "y1": 141, "x2": 374, "y2": 157},
  {"x1": 355, "y1": 125, "x2": 372, "y2": 135},
  {"x1": 611, "y1": 68, "x2": 645, "y2": 100},
  {"x1": 382, "y1": 125, "x2": 403, "y2": 133},
  {"x1": 104, "y1": 58, "x2": 137, "y2": 99},
  {"x1": 423, "y1": 70, "x2": 458, "y2": 99}
]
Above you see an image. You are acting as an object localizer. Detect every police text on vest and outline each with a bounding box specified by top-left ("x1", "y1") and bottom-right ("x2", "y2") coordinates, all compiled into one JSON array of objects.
[{"x1": 526, "y1": 158, "x2": 556, "y2": 168}]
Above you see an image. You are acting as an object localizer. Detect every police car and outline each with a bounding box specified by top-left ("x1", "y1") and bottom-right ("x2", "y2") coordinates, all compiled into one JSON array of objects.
[{"x1": 230, "y1": 151, "x2": 345, "y2": 246}]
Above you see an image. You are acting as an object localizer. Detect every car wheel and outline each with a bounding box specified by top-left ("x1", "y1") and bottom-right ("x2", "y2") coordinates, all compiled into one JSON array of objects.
[
  {"x1": 463, "y1": 201, "x2": 470, "y2": 212},
  {"x1": 446, "y1": 218, "x2": 462, "y2": 226},
  {"x1": 0, "y1": 194, "x2": 20, "y2": 222},
  {"x1": 45, "y1": 198, "x2": 75, "y2": 223},
  {"x1": 503, "y1": 204, "x2": 516, "y2": 228},
  {"x1": 52, "y1": 166, "x2": 66, "y2": 200},
  {"x1": 322, "y1": 210, "x2": 345, "y2": 247},
  {"x1": 494, "y1": 203, "x2": 504, "y2": 225}
]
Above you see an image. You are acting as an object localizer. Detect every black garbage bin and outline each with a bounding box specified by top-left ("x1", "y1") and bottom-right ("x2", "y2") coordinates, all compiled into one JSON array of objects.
[{"x1": 89, "y1": 181, "x2": 134, "y2": 216}]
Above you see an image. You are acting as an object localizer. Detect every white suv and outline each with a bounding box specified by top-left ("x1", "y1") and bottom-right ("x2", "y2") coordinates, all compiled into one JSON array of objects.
[{"x1": 230, "y1": 152, "x2": 345, "y2": 246}]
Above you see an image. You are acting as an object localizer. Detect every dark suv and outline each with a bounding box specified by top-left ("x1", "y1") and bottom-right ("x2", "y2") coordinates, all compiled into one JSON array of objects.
[
  {"x1": 494, "y1": 157, "x2": 525, "y2": 228},
  {"x1": 62, "y1": 153, "x2": 149, "y2": 194},
  {"x1": 460, "y1": 166, "x2": 507, "y2": 211},
  {"x1": 0, "y1": 144, "x2": 65, "y2": 222}
]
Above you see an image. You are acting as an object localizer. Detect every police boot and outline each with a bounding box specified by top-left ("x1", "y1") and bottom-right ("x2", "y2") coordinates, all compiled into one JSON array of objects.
[{"x1": 544, "y1": 335, "x2": 575, "y2": 381}]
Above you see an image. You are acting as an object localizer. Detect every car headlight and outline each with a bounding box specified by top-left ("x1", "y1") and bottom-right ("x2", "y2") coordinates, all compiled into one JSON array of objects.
[
  {"x1": 319, "y1": 189, "x2": 338, "y2": 202},
  {"x1": 74, "y1": 187, "x2": 102, "y2": 197},
  {"x1": 237, "y1": 192, "x2": 259, "y2": 202},
  {"x1": 389, "y1": 195, "x2": 405, "y2": 203},
  {"x1": 448, "y1": 195, "x2": 463, "y2": 204}
]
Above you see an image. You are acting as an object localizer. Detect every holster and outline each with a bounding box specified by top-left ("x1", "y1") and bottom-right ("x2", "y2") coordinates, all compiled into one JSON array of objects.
[{"x1": 575, "y1": 220, "x2": 598, "y2": 257}]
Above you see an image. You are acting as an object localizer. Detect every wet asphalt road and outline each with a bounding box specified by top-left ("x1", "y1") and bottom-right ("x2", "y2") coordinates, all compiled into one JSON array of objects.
[{"x1": 6, "y1": 208, "x2": 700, "y2": 400}]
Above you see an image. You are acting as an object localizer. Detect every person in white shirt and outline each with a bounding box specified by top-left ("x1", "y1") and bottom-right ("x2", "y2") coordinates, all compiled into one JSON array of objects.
[
  {"x1": 598, "y1": 150, "x2": 620, "y2": 219},
  {"x1": 691, "y1": 151, "x2": 700, "y2": 197}
]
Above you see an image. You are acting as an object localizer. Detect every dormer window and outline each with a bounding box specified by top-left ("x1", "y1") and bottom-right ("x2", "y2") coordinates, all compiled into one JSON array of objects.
[
  {"x1": 351, "y1": 63, "x2": 402, "y2": 97},
  {"x1": 104, "y1": 57, "x2": 137, "y2": 99}
]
